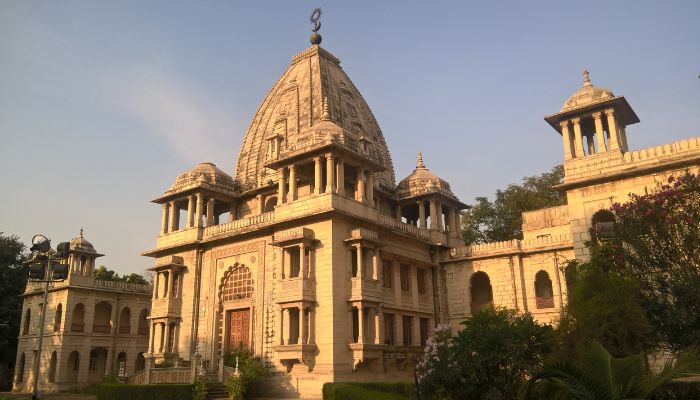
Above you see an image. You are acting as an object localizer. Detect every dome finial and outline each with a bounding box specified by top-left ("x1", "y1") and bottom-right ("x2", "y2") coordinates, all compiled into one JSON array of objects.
[
  {"x1": 79, "y1": 227, "x2": 84, "y2": 238},
  {"x1": 416, "y1": 151, "x2": 426, "y2": 169},
  {"x1": 583, "y1": 68, "x2": 592, "y2": 87},
  {"x1": 321, "y1": 96, "x2": 330, "y2": 120},
  {"x1": 309, "y1": 8, "x2": 322, "y2": 45}
]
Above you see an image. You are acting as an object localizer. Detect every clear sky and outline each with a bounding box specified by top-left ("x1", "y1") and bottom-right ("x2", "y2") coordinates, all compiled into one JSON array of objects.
[{"x1": 1, "y1": 1, "x2": 699, "y2": 275}]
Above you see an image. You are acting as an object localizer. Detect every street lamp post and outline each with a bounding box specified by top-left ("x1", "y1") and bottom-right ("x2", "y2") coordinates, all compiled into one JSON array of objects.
[{"x1": 25, "y1": 235, "x2": 69, "y2": 400}]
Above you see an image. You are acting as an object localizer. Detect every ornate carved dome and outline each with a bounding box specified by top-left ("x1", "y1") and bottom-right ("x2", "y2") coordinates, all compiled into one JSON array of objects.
[
  {"x1": 397, "y1": 152, "x2": 457, "y2": 200},
  {"x1": 70, "y1": 228, "x2": 97, "y2": 253},
  {"x1": 168, "y1": 162, "x2": 237, "y2": 195},
  {"x1": 234, "y1": 45, "x2": 396, "y2": 190},
  {"x1": 561, "y1": 69, "x2": 614, "y2": 112}
]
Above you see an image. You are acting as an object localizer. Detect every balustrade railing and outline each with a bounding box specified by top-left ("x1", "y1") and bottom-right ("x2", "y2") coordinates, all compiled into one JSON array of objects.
[
  {"x1": 92, "y1": 324, "x2": 111, "y2": 334},
  {"x1": 377, "y1": 214, "x2": 429, "y2": 239},
  {"x1": 204, "y1": 211, "x2": 275, "y2": 237}
]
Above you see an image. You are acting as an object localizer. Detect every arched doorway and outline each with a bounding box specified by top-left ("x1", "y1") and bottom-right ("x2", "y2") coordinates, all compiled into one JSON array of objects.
[
  {"x1": 119, "y1": 307, "x2": 131, "y2": 334},
  {"x1": 49, "y1": 351, "x2": 57, "y2": 383},
  {"x1": 470, "y1": 271, "x2": 493, "y2": 314},
  {"x1": 92, "y1": 302, "x2": 112, "y2": 334},
  {"x1": 65, "y1": 351, "x2": 79, "y2": 383},
  {"x1": 535, "y1": 270, "x2": 554, "y2": 309},
  {"x1": 117, "y1": 352, "x2": 127, "y2": 378},
  {"x1": 88, "y1": 348, "x2": 108, "y2": 383},
  {"x1": 218, "y1": 265, "x2": 254, "y2": 352},
  {"x1": 135, "y1": 352, "x2": 146, "y2": 372}
]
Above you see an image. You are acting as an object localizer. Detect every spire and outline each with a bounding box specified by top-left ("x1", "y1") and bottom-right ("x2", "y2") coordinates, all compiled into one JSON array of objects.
[
  {"x1": 321, "y1": 96, "x2": 330, "y2": 120},
  {"x1": 79, "y1": 227, "x2": 84, "y2": 238},
  {"x1": 583, "y1": 68, "x2": 592, "y2": 87},
  {"x1": 309, "y1": 8, "x2": 322, "y2": 45},
  {"x1": 416, "y1": 151, "x2": 426, "y2": 170}
]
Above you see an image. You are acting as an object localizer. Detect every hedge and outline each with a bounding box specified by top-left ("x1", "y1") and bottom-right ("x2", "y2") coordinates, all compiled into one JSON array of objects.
[
  {"x1": 651, "y1": 381, "x2": 700, "y2": 399},
  {"x1": 323, "y1": 382, "x2": 415, "y2": 400},
  {"x1": 96, "y1": 383, "x2": 193, "y2": 400}
]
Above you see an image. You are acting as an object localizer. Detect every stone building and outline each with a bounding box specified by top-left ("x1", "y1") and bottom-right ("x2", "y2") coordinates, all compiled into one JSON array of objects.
[{"x1": 12, "y1": 230, "x2": 151, "y2": 393}]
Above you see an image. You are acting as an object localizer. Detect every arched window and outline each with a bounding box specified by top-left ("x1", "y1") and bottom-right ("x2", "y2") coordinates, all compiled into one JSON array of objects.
[
  {"x1": 135, "y1": 352, "x2": 146, "y2": 372},
  {"x1": 117, "y1": 352, "x2": 127, "y2": 377},
  {"x1": 119, "y1": 307, "x2": 131, "y2": 334},
  {"x1": 591, "y1": 209, "x2": 616, "y2": 241},
  {"x1": 470, "y1": 271, "x2": 493, "y2": 314},
  {"x1": 49, "y1": 351, "x2": 57, "y2": 383},
  {"x1": 71, "y1": 303, "x2": 85, "y2": 332},
  {"x1": 93, "y1": 302, "x2": 112, "y2": 334},
  {"x1": 54, "y1": 304, "x2": 63, "y2": 332},
  {"x1": 264, "y1": 197, "x2": 277, "y2": 213},
  {"x1": 222, "y1": 266, "x2": 253, "y2": 301},
  {"x1": 535, "y1": 270, "x2": 555, "y2": 309},
  {"x1": 23, "y1": 309, "x2": 31, "y2": 335},
  {"x1": 138, "y1": 309, "x2": 149, "y2": 335},
  {"x1": 66, "y1": 351, "x2": 80, "y2": 382},
  {"x1": 17, "y1": 353, "x2": 25, "y2": 382}
]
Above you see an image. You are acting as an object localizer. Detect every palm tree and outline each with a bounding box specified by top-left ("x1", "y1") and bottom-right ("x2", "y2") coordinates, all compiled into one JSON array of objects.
[{"x1": 521, "y1": 339, "x2": 700, "y2": 400}]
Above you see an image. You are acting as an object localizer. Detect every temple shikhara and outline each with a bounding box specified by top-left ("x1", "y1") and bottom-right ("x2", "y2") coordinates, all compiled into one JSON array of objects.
[{"x1": 13, "y1": 16, "x2": 700, "y2": 399}]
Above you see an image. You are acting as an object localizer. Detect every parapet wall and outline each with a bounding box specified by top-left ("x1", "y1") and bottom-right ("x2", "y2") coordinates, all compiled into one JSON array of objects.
[{"x1": 449, "y1": 233, "x2": 572, "y2": 260}]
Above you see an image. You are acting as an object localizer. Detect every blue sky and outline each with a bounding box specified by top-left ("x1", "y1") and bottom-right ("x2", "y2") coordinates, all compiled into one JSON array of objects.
[{"x1": 1, "y1": 1, "x2": 699, "y2": 274}]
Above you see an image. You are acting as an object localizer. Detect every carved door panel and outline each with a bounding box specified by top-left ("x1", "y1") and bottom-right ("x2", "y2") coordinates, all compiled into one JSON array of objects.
[{"x1": 227, "y1": 309, "x2": 250, "y2": 350}]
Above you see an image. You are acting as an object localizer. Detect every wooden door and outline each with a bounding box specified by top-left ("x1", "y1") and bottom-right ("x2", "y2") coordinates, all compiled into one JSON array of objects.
[{"x1": 227, "y1": 309, "x2": 250, "y2": 350}]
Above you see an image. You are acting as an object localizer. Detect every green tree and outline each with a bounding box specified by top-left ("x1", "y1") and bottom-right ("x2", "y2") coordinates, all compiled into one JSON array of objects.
[
  {"x1": 462, "y1": 165, "x2": 566, "y2": 244},
  {"x1": 0, "y1": 233, "x2": 28, "y2": 390},
  {"x1": 93, "y1": 266, "x2": 149, "y2": 285},
  {"x1": 555, "y1": 257, "x2": 650, "y2": 359},
  {"x1": 607, "y1": 172, "x2": 700, "y2": 352},
  {"x1": 522, "y1": 339, "x2": 700, "y2": 400}
]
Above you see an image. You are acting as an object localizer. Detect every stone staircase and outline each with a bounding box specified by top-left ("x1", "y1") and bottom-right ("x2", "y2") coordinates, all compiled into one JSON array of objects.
[{"x1": 204, "y1": 374, "x2": 227, "y2": 400}]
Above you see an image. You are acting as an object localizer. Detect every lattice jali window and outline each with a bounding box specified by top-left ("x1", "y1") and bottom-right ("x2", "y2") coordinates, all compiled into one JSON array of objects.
[{"x1": 222, "y1": 266, "x2": 253, "y2": 301}]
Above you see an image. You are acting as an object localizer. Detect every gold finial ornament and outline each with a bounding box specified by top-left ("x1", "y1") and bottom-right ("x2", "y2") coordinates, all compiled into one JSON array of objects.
[
  {"x1": 310, "y1": 8, "x2": 322, "y2": 45},
  {"x1": 416, "y1": 151, "x2": 426, "y2": 169},
  {"x1": 583, "y1": 68, "x2": 592, "y2": 87}
]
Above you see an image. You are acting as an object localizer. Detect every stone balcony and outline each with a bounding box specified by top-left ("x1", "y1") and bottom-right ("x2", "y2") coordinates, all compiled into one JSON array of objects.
[
  {"x1": 156, "y1": 227, "x2": 201, "y2": 248},
  {"x1": 272, "y1": 343, "x2": 318, "y2": 372},
  {"x1": 150, "y1": 297, "x2": 183, "y2": 318},
  {"x1": 349, "y1": 343, "x2": 386, "y2": 369},
  {"x1": 276, "y1": 278, "x2": 315, "y2": 304},
  {"x1": 349, "y1": 277, "x2": 382, "y2": 303}
]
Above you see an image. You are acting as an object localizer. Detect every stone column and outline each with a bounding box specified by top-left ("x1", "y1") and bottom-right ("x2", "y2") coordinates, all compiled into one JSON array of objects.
[
  {"x1": 161, "y1": 203, "x2": 169, "y2": 234},
  {"x1": 366, "y1": 172, "x2": 374, "y2": 207},
  {"x1": 163, "y1": 322, "x2": 171, "y2": 353},
  {"x1": 356, "y1": 245, "x2": 363, "y2": 278},
  {"x1": 153, "y1": 273, "x2": 160, "y2": 299},
  {"x1": 169, "y1": 201, "x2": 178, "y2": 232},
  {"x1": 278, "y1": 168, "x2": 287, "y2": 205},
  {"x1": 287, "y1": 309, "x2": 294, "y2": 345},
  {"x1": 336, "y1": 159, "x2": 345, "y2": 196},
  {"x1": 586, "y1": 135, "x2": 595, "y2": 155},
  {"x1": 372, "y1": 250, "x2": 379, "y2": 280},
  {"x1": 195, "y1": 193, "x2": 203, "y2": 228},
  {"x1": 429, "y1": 200, "x2": 438, "y2": 230},
  {"x1": 395, "y1": 204, "x2": 402, "y2": 221},
  {"x1": 229, "y1": 202, "x2": 237, "y2": 222},
  {"x1": 314, "y1": 157, "x2": 322, "y2": 194},
  {"x1": 356, "y1": 168, "x2": 365, "y2": 202},
  {"x1": 376, "y1": 305, "x2": 383, "y2": 345},
  {"x1": 148, "y1": 322, "x2": 156, "y2": 353},
  {"x1": 187, "y1": 195, "x2": 195, "y2": 228},
  {"x1": 300, "y1": 243, "x2": 307, "y2": 278},
  {"x1": 357, "y1": 305, "x2": 365, "y2": 344},
  {"x1": 560, "y1": 120, "x2": 573, "y2": 160},
  {"x1": 619, "y1": 125, "x2": 628, "y2": 152},
  {"x1": 309, "y1": 308, "x2": 316, "y2": 344},
  {"x1": 605, "y1": 109, "x2": 620, "y2": 151},
  {"x1": 326, "y1": 154, "x2": 336, "y2": 193},
  {"x1": 278, "y1": 307, "x2": 284, "y2": 345},
  {"x1": 593, "y1": 112, "x2": 606, "y2": 153},
  {"x1": 572, "y1": 118, "x2": 584, "y2": 157},
  {"x1": 418, "y1": 201, "x2": 426, "y2": 228},
  {"x1": 436, "y1": 201, "x2": 443, "y2": 231},
  {"x1": 299, "y1": 306, "x2": 306, "y2": 345},
  {"x1": 289, "y1": 164, "x2": 297, "y2": 201},
  {"x1": 206, "y1": 198, "x2": 215, "y2": 227},
  {"x1": 448, "y1": 208, "x2": 456, "y2": 233},
  {"x1": 256, "y1": 194, "x2": 263, "y2": 215}
]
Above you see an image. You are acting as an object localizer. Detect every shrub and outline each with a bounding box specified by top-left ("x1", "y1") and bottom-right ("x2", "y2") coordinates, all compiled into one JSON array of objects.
[
  {"x1": 322, "y1": 382, "x2": 414, "y2": 400},
  {"x1": 193, "y1": 376, "x2": 208, "y2": 400},
  {"x1": 223, "y1": 344, "x2": 265, "y2": 400},
  {"x1": 96, "y1": 383, "x2": 193, "y2": 400},
  {"x1": 651, "y1": 381, "x2": 700, "y2": 399}
]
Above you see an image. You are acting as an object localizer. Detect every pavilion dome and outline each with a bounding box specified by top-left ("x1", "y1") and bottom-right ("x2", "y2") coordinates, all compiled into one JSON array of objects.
[
  {"x1": 397, "y1": 152, "x2": 457, "y2": 200},
  {"x1": 70, "y1": 228, "x2": 97, "y2": 253},
  {"x1": 233, "y1": 45, "x2": 396, "y2": 190},
  {"x1": 169, "y1": 162, "x2": 237, "y2": 194},
  {"x1": 561, "y1": 69, "x2": 615, "y2": 112}
]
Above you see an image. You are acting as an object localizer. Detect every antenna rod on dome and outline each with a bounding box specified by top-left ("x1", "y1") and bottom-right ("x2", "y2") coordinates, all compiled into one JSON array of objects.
[{"x1": 310, "y1": 7, "x2": 322, "y2": 45}]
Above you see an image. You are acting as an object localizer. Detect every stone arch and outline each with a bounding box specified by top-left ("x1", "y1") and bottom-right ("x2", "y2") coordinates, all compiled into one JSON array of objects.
[
  {"x1": 17, "y1": 353, "x2": 25, "y2": 382},
  {"x1": 66, "y1": 351, "x2": 80, "y2": 383},
  {"x1": 470, "y1": 271, "x2": 493, "y2": 314},
  {"x1": 71, "y1": 303, "x2": 85, "y2": 332},
  {"x1": 138, "y1": 308, "x2": 149, "y2": 335},
  {"x1": 534, "y1": 270, "x2": 554, "y2": 309},
  {"x1": 218, "y1": 264, "x2": 254, "y2": 305},
  {"x1": 93, "y1": 301, "x2": 112, "y2": 334},
  {"x1": 49, "y1": 351, "x2": 57, "y2": 383},
  {"x1": 23, "y1": 308, "x2": 31, "y2": 335},
  {"x1": 117, "y1": 352, "x2": 127, "y2": 377},
  {"x1": 54, "y1": 303, "x2": 63, "y2": 332},
  {"x1": 135, "y1": 352, "x2": 145, "y2": 372},
  {"x1": 264, "y1": 196, "x2": 277, "y2": 212},
  {"x1": 119, "y1": 307, "x2": 131, "y2": 334}
]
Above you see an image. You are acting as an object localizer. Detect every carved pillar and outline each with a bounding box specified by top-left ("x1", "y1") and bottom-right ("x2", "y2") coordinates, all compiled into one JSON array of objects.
[
  {"x1": 395, "y1": 204, "x2": 402, "y2": 221},
  {"x1": 326, "y1": 154, "x2": 335, "y2": 193},
  {"x1": 619, "y1": 125, "x2": 628, "y2": 152},
  {"x1": 186, "y1": 195, "x2": 195, "y2": 228},
  {"x1": 289, "y1": 164, "x2": 297, "y2": 201},
  {"x1": 336, "y1": 159, "x2": 345, "y2": 196},
  {"x1": 300, "y1": 243, "x2": 307, "y2": 278},
  {"x1": 168, "y1": 201, "x2": 178, "y2": 232},
  {"x1": 357, "y1": 305, "x2": 365, "y2": 344},
  {"x1": 436, "y1": 201, "x2": 443, "y2": 231},
  {"x1": 309, "y1": 308, "x2": 316, "y2": 344},
  {"x1": 356, "y1": 168, "x2": 365, "y2": 202},
  {"x1": 278, "y1": 307, "x2": 284, "y2": 345},
  {"x1": 256, "y1": 194, "x2": 263, "y2": 215},
  {"x1": 593, "y1": 112, "x2": 606, "y2": 153},
  {"x1": 161, "y1": 203, "x2": 169, "y2": 234},
  {"x1": 148, "y1": 322, "x2": 156, "y2": 353},
  {"x1": 278, "y1": 168, "x2": 287, "y2": 205},
  {"x1": 314, "y1": 157, "x2": 322, "y2": 194},
  {"x1": 429, "y1": 200, "x2": 438, "y2": 230},
  {"x1": 586, "y1": 134, "x2": 595, "y2": 155},
  {"x1": 560, "y1": 120, "x2": 573, "y2": 160},
  {"x1": 159, "y1": 322, "x2": 165, "y2": 353},
  {"x1": 572, "y1": 118, "x2": 584, "y2": 157},
  {"x1": 229, "y1": 201, "x2": 237, "y2": 222},
  {"x1": 299, "y1": 305, "x2": 306, "y2": 345},
  {"x1": 206, "y1": 198, "x2": 215, "y2": 227},
  {"x1": 605, "y1": 109, "x2": 620, "y2": 151},
  {"x1": 376, "y1": 305, "x2": 383, "y2": 345},
  {"x1": 195, "y1": 193, "x2": 203, "y2": 228},
  {"x1": 356, "y1": 245, "x2": 363, "y2": 278},
  {"x1": 366, "y1": 172, "x2": 374, "y2": 207},
  {"x1": 418, "y1": 201, "x2": 426, "y2": 228}
]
